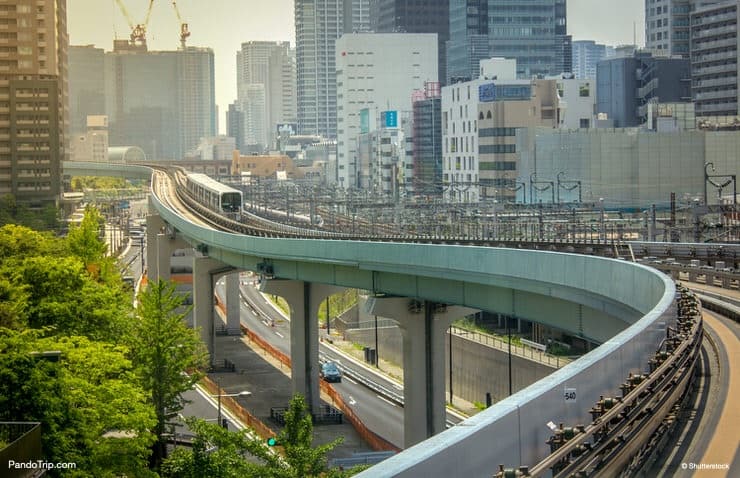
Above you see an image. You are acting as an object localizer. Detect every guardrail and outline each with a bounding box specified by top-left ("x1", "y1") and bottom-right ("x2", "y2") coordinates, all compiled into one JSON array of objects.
[
  {"x1": 450, "y1": 326, "x2": 570, "y2": 368},
  {"x1": 695, "y1": 292, "x2": 740, "y2": 323},
  {"x1": 240, "y1": 323, "x2": 401, "y2": 452},
  {"x1": 0, "y1": 422, "x2": 42, "y2": 478},
  {"x1": 200, "y1": 376, "x2": 275, "y2": 441}
]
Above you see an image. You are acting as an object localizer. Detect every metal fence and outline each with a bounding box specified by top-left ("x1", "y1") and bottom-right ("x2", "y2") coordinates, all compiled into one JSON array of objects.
[{"x1": 449, "y1": 326, "x2": 571, "y2": 368}]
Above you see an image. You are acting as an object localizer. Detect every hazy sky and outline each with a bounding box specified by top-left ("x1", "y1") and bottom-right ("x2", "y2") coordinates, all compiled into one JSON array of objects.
[{"x1": 67, "y1": 0, "x2": 645, "y2": 131}]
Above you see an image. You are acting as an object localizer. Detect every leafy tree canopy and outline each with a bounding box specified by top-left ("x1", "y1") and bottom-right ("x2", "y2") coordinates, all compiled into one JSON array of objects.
[
  {"x1": 128, "y1": 279, "x2": 209, "y2": 469},
  {"x1": 0, "y1": 329, "x2": 157, "y2": 477},
  {"x1": 161, "y1": 394, "x2": 360, "y2": 478},
  {"x1": 1, "y1": 255, "x2": 130, "y2": 340}
]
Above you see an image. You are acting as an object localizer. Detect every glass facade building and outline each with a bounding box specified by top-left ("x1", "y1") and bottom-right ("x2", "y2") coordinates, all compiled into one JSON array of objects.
[
  {"x1": 488, "y1": 0, "x2": 571, "y2": 78},
  {"x1": 413, "y1": 96, "x2": 443, "y2": 194},
  {"x1": 447, "y1": 0, "x2": 490, "y2": 83}
]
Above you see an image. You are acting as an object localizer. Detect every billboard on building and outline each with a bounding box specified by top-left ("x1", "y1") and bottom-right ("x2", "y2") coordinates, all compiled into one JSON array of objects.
[
  {"x1": 360, "y1": 109, "x2": 370, "y2": 134},
  {"x1": 381, "y1": 110, "x2": 398, "y2": 128},
  {"x1": 276, "y1": 123, "x2": 297, "y2": 136},
  {"x1": 479, "y1": 83, "x2": 496, "y2": 102}
]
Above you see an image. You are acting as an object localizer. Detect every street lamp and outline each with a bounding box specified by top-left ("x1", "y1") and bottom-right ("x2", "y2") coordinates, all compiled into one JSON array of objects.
[{"x1": 213, "y1": 384, "x2": 251, "y2": 428}]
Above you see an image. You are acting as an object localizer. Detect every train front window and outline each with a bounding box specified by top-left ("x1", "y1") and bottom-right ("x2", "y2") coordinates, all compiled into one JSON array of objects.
[{"x1": 221, "y1": 192, "x2": 242, "y2": 212}]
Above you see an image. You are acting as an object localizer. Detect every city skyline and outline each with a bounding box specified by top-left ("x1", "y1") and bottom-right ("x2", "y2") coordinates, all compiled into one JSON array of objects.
[{"x1": 67, "y1": 0, "x2": 646, "y2": 133}]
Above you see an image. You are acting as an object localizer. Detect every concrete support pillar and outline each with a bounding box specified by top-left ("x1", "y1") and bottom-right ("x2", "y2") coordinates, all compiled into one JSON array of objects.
[
  {"x1": 225, "y1": 272, "x2": 241, "y2": 335},
  {"x1": 367, "y1": 297, "x2": 476, "y2": 448},
  {"x1": 193, "y1": 256, "x2": 227, "y2": 363},
  {"x1": 157, "y1": 234, "x2": 172, "y2": 282},
  {"x1": 261, "y1": 280, "x2": 343, "y2": 414},
  {"x1": 145, "y1": 214, "x2": 165, "y2": 280}
]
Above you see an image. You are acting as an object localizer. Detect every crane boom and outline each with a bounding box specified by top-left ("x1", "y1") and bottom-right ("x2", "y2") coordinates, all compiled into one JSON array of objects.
[
  {"x1": 113, "y1": 0, "x2": 134, "y2": 29},
  {"x1": 172, "y1": 1, "x2": 190, "y2": 48},
  {"x1": 113, "y1": 0, "x2": 150, "y2": 48}
]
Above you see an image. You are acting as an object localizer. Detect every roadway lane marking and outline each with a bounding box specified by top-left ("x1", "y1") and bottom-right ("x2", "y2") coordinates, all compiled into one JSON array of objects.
[
  {"x1": 343, "y1": 376, "x2": 357, "y2": 385},
  {"x1": 274, "y1": 331, "x2": 284, "y2": 338},
  {"x1": 348, "y1": 396, "x2": 356, "y2": 405},
  {"x1": 376, "y1": 394, "x2": 398, "y2": 407},
  {"x1": 262, "y1": 320, "x2": 270, "y2": 327}
]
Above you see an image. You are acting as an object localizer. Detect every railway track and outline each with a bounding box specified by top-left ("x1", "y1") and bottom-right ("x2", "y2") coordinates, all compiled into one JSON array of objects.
[{"x1": 495, "y1": 285, "x2": 703, "y2": 478}]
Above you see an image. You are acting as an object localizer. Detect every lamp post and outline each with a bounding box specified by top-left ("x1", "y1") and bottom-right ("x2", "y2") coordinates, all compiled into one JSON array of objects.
[{"x1": 214, "y1": 383, "x2": 251, "y2": 428}]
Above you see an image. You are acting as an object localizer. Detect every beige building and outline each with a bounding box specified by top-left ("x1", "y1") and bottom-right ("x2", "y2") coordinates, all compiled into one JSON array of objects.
[
  {"x1": 477, "y1": 80, "x2": 560, "y2": 201},
  {"x1": 71, "y1": 115, "x2": 108, "y2": 162},
  {"x1": 0, "y1": 0, "x2": 69, "y2": 206},
  {"x1": 231, "y1": 151, "x2": 304, "y2": 180}
]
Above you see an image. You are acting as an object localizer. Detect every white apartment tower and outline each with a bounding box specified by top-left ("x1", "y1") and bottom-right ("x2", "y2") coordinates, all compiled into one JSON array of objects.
[
  {"x1": 645, "y1": 0, "x2": 692, "y2": 57},
  {"x1": 236, "y1": 41, "x2": 296, "y2": 149},
  {"x1": 295, "y1": 0, "x2": 370, "y2": 139},
  {"x1": 335, "y1": 33, "x2": 437, "y2": 189}
]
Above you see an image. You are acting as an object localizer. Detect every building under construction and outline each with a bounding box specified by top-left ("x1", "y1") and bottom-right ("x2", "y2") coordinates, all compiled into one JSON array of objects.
[{"x1": 68, "y1": 0, "x2": 216, "y2": 161}]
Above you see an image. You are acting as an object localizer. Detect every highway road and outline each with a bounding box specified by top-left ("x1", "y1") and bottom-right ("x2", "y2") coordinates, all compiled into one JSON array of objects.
[{"x1": 218, "y1": 276, "x2": 407, "y2": 448}]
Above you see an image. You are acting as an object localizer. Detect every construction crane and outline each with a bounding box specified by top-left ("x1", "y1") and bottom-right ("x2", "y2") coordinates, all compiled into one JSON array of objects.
[
  {"x1": 113, "y1": 0, "x2": 155, "y2": 48},
  {"x1": 171, "y1": 1, "x2": 190, "y2": 49}
]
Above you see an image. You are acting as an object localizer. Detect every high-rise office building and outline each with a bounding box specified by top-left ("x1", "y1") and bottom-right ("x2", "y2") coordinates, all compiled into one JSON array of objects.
[
  {"x1": 100, "y1": 41, "x2": 216, "y2": 160},
  {"x1": 690, "y1": 0, "x2": 740, "y2": 117},
  {"x1": 597, "y1": 51, "x2": 691, "y2": 127},
  {"x1": 295, "y1": 0, "x2": 369, "y2": 138},
  {"x1": 448, "y1": 0, "x2": 570, "y2": 83},
  {"x1": 335, "y1": 33, "x2": 438, "y2": 188},
  {"x1": 370, "y1": 0, "x2": 450, "y2": 85},
  {"x1": 0, "y1": 0, "x2": 69, "y2": 206},
  {"x1": 69, "y1": 45, "x2": 105, "y2": 136},
  {"x1": 236, "y1": 41, "x2": 296, "y2": 149},
  {"x1": 488, "y1": 0, "x2": 571, "y2": 78},
  {"x1": 645, "y1": 0, "x2": 692, "y2": 57},
  {"x1": 446, "y1": 0, "x2": 490, "y2": 83},
  {"x1": 572, "y1": 40, "x2": 615, "y2": 80},
  {"x1": 412, "y1": 82, "x2": 443, "y2": 195},
  {"x1": 226, "y1": 102, "x2": 245, "y2": 150}
]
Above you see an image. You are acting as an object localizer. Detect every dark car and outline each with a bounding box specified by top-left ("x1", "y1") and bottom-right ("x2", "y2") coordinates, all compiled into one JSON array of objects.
[{"x1": 320, "y1": 362, "x2": 342, "y2": 383}]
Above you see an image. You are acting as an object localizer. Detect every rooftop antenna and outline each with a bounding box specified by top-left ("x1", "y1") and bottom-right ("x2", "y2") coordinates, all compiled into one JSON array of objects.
[{"x1": 633, "y1": 21, "x2": 637, "y2": 47}]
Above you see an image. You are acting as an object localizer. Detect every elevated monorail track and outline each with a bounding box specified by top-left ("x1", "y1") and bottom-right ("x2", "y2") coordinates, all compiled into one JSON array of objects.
[
  {"x1": 157, "y1": 168, "x2": 739, "y2": 268},
  {"x1": 150, "y1": 168, "x2": 718, "y2": 476}
]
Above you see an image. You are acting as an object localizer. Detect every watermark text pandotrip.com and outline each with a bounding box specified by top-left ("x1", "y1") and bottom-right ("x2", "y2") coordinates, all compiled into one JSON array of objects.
[{"x1": 8, "y1": 460, "x2": 77, "y2": 471}]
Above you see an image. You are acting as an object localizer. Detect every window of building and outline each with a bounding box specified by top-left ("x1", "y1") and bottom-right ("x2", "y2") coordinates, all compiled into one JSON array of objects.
[
  {"x1": 579, "y1": 84, "x2": 590, "y2": 97},
  {"x1": 579, "y1": 118, "x2": 590, "y2": 128}
]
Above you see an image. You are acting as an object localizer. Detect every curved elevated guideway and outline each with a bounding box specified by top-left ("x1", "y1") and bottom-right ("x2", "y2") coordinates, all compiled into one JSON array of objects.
[{"x1": 65, "y1": 162, "x2": 683, "y2": 476}]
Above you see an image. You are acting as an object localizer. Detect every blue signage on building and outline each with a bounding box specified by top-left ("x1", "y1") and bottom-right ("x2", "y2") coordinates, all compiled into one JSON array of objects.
[
  {"x1": 479, "y1": 82, "x2": 496, "y2": 102},
  {"x1": 381, "y1": 110, "x2": 398, "y2": 128}
]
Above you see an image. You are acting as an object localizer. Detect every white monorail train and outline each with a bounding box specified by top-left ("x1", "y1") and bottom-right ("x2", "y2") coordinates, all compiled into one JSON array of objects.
[{"x1": 185, "y1": 173, "x2": 243, "y2": 219}]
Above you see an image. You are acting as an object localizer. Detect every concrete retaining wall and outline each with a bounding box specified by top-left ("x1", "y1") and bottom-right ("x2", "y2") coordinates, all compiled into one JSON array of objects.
[{"x1": 346, "y1": 326, "x2": 555, "y2": 405}]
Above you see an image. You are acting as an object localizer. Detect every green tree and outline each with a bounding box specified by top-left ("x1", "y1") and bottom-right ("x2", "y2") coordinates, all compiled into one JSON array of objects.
[
  {"x1": 278, "y1": 394, "x2": 344, "y2": 477},
  {"x1": 0, "y1": 223, "x2": 62, "y2": 260},
  {"x1": 0, "y1": 329, "x2": 157, "y2": 477},
  {"x1": 161, "y1": 394, "x2": 360, "y2": 478},
  {"x1": 0, "y1": 277, "x2": 28, "y2": 329},
  {"x1": 161, "y1": 417, "x2": 280, "y2": 478},
  {"x1": 66, "y1": 205, "x2": 107, "y2": 270},
  {"x1": 128, "y1": 279, "x2": 209, "y2": 469},
  {"x1": 5, "y1": 255, "x2": 130, "y2": 340},
  {"x1": 0, "y1": 194, "x2": 61, "y2": 231}
]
